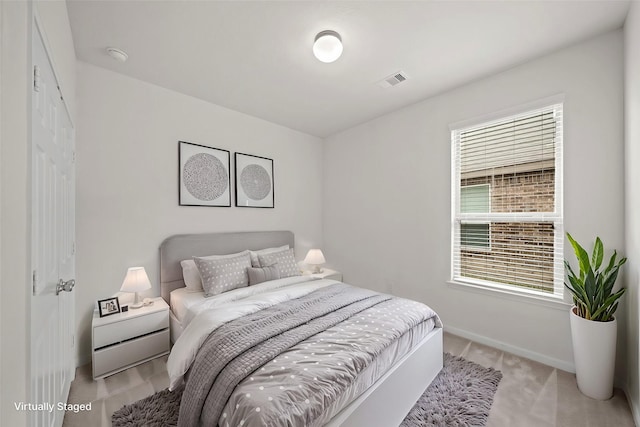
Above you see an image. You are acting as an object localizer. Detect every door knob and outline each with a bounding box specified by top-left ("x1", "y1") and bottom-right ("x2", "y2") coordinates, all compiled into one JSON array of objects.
[{"x1": 56, "y1": 279, "x2": 75, "y2": 295}]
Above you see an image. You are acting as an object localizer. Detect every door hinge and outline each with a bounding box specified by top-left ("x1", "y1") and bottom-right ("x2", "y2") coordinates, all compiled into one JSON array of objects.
[
  {"x1": 72, "y1": 152, "x2": 76, "y2": 164},
  {"x1": 71, "y1": 335, "x2": 75, "y2": 348},
  {"x1": 32, "y1": 270, "x2": 37, "y2": 295},
  {"x1": 33, "y1": 65, "x2": 41, "y2": 92},
  {"x1": 72, "y1": 241, "x2": 76, "y2": 255}
]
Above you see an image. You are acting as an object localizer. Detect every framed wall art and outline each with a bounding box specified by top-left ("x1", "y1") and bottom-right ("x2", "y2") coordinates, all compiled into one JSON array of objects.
[
  {"x1": 179, "y1": 141, "x2": 231, "y2": 207},
  {"x1": 98, "y1": 297, "x2": 121, "y2": 318},
  {"x1": 235, "y1": 152, "x2": 274, "y2": 208}
]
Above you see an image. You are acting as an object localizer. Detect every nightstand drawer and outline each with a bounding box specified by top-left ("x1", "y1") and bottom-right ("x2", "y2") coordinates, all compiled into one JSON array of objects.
[
  {"x1": 93, "y1": 310, "x2": 169, "y2": 349},
  {"x1": 93, "y1": 328, "x2": 169, "y2": 378}
]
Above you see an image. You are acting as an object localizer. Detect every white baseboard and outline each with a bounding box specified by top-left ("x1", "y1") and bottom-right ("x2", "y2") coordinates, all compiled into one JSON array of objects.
[
  {"x1": 625, "y1": 385, "x2": 640, "y2": 427},
  {"x1": 445, "y1": 325, "x2": 575, "y2": 373}
]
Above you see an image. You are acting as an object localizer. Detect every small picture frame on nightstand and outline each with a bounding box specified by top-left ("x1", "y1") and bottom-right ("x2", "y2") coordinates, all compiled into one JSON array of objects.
[{"x1": 98, "y1": 297, "x2": 121, "y2": 317}]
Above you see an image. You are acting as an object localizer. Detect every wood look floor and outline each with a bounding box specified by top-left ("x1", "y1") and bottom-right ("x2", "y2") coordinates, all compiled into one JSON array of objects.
[{"x1": 62, "y1": 332, "x2": 636, "y2": 427}]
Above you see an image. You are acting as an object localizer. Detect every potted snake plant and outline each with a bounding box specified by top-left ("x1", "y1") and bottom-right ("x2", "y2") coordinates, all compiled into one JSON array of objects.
[{"x1": 565, "y1": 233, "x2": 626, "y2": 400}]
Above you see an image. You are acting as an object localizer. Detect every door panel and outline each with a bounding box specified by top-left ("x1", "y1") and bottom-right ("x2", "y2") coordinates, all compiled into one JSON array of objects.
[{"x1": 31, "y1": 18, "x2": 75, "y2": 427}]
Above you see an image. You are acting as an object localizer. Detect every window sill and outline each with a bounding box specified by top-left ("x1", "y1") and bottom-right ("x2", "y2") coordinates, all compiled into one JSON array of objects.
[{"x1": 447, "y1": 279, "x2": 572, "y2": 311}]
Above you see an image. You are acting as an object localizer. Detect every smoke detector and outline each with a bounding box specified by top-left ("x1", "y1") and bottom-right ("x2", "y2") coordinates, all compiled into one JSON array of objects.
[
  {"x1": 106, "y1": 47, "x2": 128, "y2": 63},
  {"x1": 377, "y1": 71, "x2": 409, "y2": 88}
]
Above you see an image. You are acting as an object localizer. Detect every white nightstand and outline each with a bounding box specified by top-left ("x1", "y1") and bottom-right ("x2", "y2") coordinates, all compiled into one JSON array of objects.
[
  {"x1": 302, "y1": 268, "x2": 343, "y2": 281},
  {"x1": 92, "y1": 297, "x2": 169, "y2": 379}
]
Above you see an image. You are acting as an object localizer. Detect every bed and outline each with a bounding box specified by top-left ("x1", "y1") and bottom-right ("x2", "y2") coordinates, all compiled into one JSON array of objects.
[{"x1": 161, "y1": 231, "x2": 443, "y2": 427}]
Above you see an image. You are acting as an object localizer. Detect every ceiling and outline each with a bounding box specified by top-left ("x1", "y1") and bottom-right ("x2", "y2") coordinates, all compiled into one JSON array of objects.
[{"x1": 67, "y1": 1, "x2": 630, "y2": 138}]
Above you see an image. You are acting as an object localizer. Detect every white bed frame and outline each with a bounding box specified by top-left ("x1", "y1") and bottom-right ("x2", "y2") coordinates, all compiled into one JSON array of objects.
[
  {"x1": 170, "y1": 311, "x2": 183, "y2": 344},
  {"x1": 160, "y1": 231, "x2": 443, "y2": 427}
]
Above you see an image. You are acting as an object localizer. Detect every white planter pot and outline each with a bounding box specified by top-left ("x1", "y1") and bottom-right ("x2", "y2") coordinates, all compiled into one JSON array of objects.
[{"x1": 569, "y1": 306, "x2": 617, "y2": 400}]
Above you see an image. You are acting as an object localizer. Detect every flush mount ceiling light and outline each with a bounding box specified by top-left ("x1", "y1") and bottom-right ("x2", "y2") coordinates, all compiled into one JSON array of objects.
[
  {"x1": 106, "y1": 47, "x2": 128, "y2": 62},
  {"x1": 313, "y1": 30, "x2": 343, "y2": 63}
]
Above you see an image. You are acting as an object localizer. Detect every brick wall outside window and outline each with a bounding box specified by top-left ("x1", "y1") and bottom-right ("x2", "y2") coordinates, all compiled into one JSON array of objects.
[{"x1": 460, "y1": 168, "x2": 555, "y2": 291}]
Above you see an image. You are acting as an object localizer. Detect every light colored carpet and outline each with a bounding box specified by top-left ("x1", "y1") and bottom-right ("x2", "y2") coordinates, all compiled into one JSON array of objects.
[
  {"x1": 63, "y1": 333, "x2": 636, "y2": 427},
  {"x1": 110, "y1": 353, "x2": 501, "y2": 427},
  {"x1": 445, "y1": 334, "x2": 636, "y2": 427}
]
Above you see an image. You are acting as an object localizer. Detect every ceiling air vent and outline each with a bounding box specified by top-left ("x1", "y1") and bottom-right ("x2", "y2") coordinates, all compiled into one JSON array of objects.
[{"x1": 377, "y1": 71, "x2": 409, "y2": 88}]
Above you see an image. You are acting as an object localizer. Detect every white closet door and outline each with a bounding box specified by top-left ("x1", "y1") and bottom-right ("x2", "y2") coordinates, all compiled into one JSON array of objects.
[{"x1": 30, "y1": 17, "x2": 76, "y2": 427}]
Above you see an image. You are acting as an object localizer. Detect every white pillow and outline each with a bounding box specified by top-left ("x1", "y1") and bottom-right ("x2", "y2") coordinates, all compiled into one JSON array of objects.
[
  {"x1": 180, "y1": 250, "x2": 251, "y2": 291},
  {"x1": 249, "y1": 245, "x2": 289, "y2": 267},
  {"x1": 180, "y1": 259, "x2": 203, "y2": 290}
]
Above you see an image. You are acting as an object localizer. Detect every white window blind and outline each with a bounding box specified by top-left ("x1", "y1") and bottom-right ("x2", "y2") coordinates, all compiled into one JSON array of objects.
[{"x1": 451, "y1": 103, "x2": 564, "y2": 295}]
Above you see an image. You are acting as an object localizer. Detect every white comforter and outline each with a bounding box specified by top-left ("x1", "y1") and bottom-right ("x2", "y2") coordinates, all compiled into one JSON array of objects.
[{"x1": 167, "y1": 276, "x2": 338, "y2": 390}]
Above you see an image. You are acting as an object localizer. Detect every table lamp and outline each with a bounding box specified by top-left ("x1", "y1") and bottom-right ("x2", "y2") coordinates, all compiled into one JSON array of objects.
[
  {"x1": 120, "y1": 267, "x2": 151, "y2": 309},
  {"x1": 304, "y1": 249, "x2": 326, "y2": 274}
]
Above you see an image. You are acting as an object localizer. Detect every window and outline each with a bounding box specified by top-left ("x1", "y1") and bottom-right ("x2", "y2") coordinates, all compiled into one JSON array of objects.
[
  {"x1": 451, "y1": 103, "x2": 563, "y2": 296},
  {"x1": 460, "y1": 223, "x2": 490, "y2": 249},
  {"x1": 460, "y1": 184, "x2": 490, "y2": 250}
]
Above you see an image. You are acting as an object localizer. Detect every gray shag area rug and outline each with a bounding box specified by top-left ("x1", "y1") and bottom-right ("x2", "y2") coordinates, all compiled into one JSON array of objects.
[
  {"x1": 112, "y1": 353, "x2": 501, "y2": 427},
  {"x1": 400, "y1": 353, "x2": 502, "y2": 427}
]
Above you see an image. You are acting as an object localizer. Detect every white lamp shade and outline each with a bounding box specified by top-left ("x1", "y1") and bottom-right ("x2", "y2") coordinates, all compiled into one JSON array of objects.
[
  {"x1": 313, "y1": 31, "x2": 343, "y2": 63},
  {"x1": 304, "y1": 249, "x2": 326, "y2": 265},
  {"x1": 120, "y1": 267, "x2": 151, "y2": 293}
]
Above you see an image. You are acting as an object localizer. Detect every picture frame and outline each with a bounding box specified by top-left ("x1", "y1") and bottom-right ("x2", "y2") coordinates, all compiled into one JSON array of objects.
[
  {"x1": 98, "y1": 297, "x2": 121, "y2": 318},
  {"x1": 179, "y1": 141, "x2": 231, "y2": 207},
  {"x1": 235, "y1": 152, "x2": 274, "y2": 208}
]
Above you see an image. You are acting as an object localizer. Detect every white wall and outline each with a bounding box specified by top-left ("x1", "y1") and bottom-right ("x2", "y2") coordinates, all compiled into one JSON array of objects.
[
  {"x1": 324, "y1": 31, "x2": 624, "y2": 372},
  {"x1": 0, "y1": 3, "x2": 29, "y2": 425},
  {"x1": 75, "y1": 62, "x2": 324, "y2": 365},
  {"x1": 624, "y1": 1, "x2": 640, "y2": 422},
  {"x1": 0, "y1": 0, "x2": 4, "y2": 417},
  {"x1": 1, "y1": 1, "x2": 76, "y2": 424}
]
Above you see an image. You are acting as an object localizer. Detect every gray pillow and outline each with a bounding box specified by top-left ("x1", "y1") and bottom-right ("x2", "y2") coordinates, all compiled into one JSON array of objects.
[
  {"x1": 181, "y1": 250, "x2": 250, "y2": 290},
  {"x1": 258, "y1": 248, "x2": 300, "y2": 278},
  {"x1": 247, "y1": 264, "x2": 281, "y2": 286},
  {"x1": 193, "y1": 252, "x2": 252, "y2": 297},
  {"x1": 249, "y1": 245, "x2": 289, "y2": 268}
]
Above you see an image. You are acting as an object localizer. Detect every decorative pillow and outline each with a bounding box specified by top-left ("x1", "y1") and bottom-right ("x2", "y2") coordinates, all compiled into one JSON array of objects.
[
  {"x1": 193, "y1": 252, "x2": 252, "y2": 297},
  {"x1": 180, "y1": 250, "x2": 249, "y2": 291},
  {"x1": 258, "y1": 249, "x2": 300, "y2": 278},
  {"x1": 249, "y1": 245, "x2": 289, "y2": 267},
  {"x1": 247, "y1": 264, "x2": 281, "y2": 286}
]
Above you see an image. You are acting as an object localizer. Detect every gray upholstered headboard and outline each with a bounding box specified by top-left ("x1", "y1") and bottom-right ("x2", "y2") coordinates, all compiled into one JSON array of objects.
[{"x1": 159, "y1": 231, "x2": 294, "y2": 303}]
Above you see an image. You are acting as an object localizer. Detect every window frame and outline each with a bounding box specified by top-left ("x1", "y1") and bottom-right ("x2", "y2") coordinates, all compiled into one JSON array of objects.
[{"x1": 450, "y1": 99, "x2": 564, "y2": 299}]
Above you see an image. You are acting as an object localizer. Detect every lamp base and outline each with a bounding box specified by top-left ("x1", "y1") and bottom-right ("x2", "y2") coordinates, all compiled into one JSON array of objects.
[
  {"x1": 311, "y1": 265, "x2": 324, "y2": 274},
  {"x1": 130, "y1": 292, "x2": 143, "y2": 309}
]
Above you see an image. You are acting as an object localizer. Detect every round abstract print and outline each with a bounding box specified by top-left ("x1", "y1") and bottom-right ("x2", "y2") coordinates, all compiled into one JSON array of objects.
[
  {"x1": 183, "y1": 153, "x2": 228, "y2": 201},
  {"x1": 240, "y1": 164, "x2": 271, "y2": 201}
]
